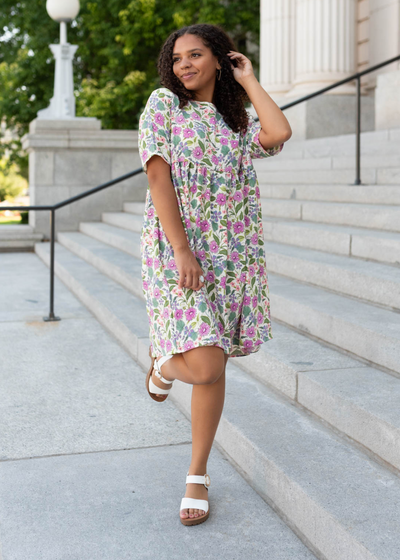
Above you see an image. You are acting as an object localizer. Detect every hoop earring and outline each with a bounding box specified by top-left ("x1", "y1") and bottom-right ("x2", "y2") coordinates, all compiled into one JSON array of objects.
[{"x1": 217, "y1": 68, "x2": 222, "y2": 81}]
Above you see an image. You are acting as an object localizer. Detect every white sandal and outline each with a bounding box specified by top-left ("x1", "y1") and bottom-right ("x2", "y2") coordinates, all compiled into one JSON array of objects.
[
  {"x1": 145, "y1": 347, "x2": 174, "y2": 402},
  {"x1": 180, "y1": 472, "x2": 211, "y2": 526}
]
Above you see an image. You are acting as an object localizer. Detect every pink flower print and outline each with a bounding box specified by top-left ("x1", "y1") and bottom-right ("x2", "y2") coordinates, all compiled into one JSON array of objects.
[
  {"x1": 225, "y1": 166, "x2": 233, "y2": 173},
  {"x1": 160, "y1": 339, "x2": 165, "y2": 349},
  {"x1": 152, "y1": 123, "x2": 158, "y2": 132},
  {"x1": 204, "y1": 189, "x2": 211, "y2": 200},
  {"x1": 154, "y1": 257, "x2": 160, "y2": 269},
  {"x1": 185, "y1": 307, "x2": 197, "y2": 321},
  {"x1": 231, "y1": 301, "x2": 239, "y2": 312},
  {"x1": 220, "y1": 137, "x2": 228, "y2": 146},
  {"x1": 246, "y1": 326, "x2": 256, "y2": 338},
  {"x1": 192, "y1": 112, "x2": 201, "y2": 120},
  {"x1": 230, "y1": 139, "x2": 239, "y2": 148},
  {"x1": 155, "y1": 112, "x2": 164, "y2": 126},
  {"x1": 200, "y1": 220, "x2": 210, "y2": 232},
  {"x1": 218, "y1": 322, "x2": 224, "y2": 335},
  {"x1": 190, "y1": 183, "x2": 197, "y2": 193},
  {"x1": 212, "y1": 154, "x2": 219, "y2": 165},
  {"x1": 257, "y1": 312, "x2": 263, "y2": 324},
  {"x1": 177, "y1": 114, "x2": 185, "y2": 123},
  {"x1": 244, "y1": 295, "x2": 251, "y2": 306},
  {"x1": 216, "y1": 193, "x2": 226, "y2": 205},
  {"x1": 183, "y1": 128, "x2": 195, "y2": 138},
  {"x1": 210, "y1": 240, "x2": 219, "y2": 253},
  {"x1": 143, "y1": 280, "x2": 148, "y2": 290},
  {"x1": 201, "y1": 166, "x2": 207, "y2": 177},
  {"x1": 193, "y1": 146, "x2": 204, "y2": 159},
  {"x1": 210, "y1": 117, "x2": 216, "y2": 125},
  {"x1": 233, "y1": 221, "x2": 244, "y2": 234},
  {"x1": 175, "y1": 308, "x2": 183, "y2": 320},
  {"x1": 184, "y1": 340, "x2": 195, "y2": 351},
  {"x1": 233, "y1": 191, "x2": 243, "y2": 202},
  {"x1": 162, "y1": 309, "x2": 169, "y2": 319},
  {"x1": 251, "y1": 233, "x2": 258, "y2": 245},
  {"x1": 240, "y1": 272, "x2": 247, "y2": 282},
  {"x1": 166, "y1": 340, "x2": 172, "y2": 352},
  {"x1": 221, "y1": 128, "x2": 229, "y2": 136},
  {"x1": 148, "y1": 207, "x2": 155, "y2": 219},
  {"x1": 206, "y1": 271, "x2": 215, "y2": 282},
  {"x1": 244, "y1": 215, "x2": 250, "y2": 227},
  {"x1": 227, "y1": 220, "x2": 232, "y2": 229},
  {"x1": 243, "y1": 186, "x2": 250, "y2": 197},
  {"x1": 197, "y1": 249, "x2": 206, "y2": 259},
  {"x1": 210, "y1": 301, "x2": 217, "y2": 313},
  {"x1": 249, "y1": 265, "x2": 255, "y2": 277},
  {"x1": 199, "y1": 322, "x2": 211, "y2": 336},
  {"x1": 149, "y1": 308, "x2": 154, "y2": 317},
  {"x1": 142, "y1": 149, "x2": 148, "y2": 161},
  {"x1": 220, "y1": 276, "x2": 227, "y2": 289},
  {"x1": 154, "y1": 287, "x2": 161, "y2": 298},
  {"x1": 259, "y1": 265, "x2": 265, "y2": 275},
  {"x1": 168, "y1": 259, "x2": 177, "y2": 270},
  {"x1": 255, "y1": 186, "x2": 260, "y2": 199},
  {"x1": 185, "y1": 217, "x2": 191, "y2": 229},
  {"x1": 172, "y1": 126, "x2": 181, "y2": 135},
  {"x1": 252, "y1": 295, "x2": 258, "y2": 308},
  {"x1": 146, "y1": 257, "x2": 153, "y2": 267},
  {"x1": 231, "y1": 251, "x2": 240, "y2": 263},
  {"x1": 244, "y1": 340, "x2": 254, "y2": 349}
]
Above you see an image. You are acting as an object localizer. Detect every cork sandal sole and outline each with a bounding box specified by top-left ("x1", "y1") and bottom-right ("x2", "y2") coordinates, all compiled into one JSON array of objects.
[{"x1": 145, "y1": 347, "x2": 173, "y2": 402}]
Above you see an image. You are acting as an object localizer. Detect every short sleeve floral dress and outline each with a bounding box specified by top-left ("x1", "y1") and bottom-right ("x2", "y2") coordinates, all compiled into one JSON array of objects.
[{"x1": 138, "y1": 87, "x2": 284, "y2": 359}]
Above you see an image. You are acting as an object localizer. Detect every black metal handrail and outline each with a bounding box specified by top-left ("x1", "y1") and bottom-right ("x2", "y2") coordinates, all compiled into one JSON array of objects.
[{"x1": 2, "y1": 53, "x2": 399, "y2": 321}]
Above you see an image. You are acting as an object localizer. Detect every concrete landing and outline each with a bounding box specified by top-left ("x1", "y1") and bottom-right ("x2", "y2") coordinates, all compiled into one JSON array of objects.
[{"x1": 0, "y1": 253, "x2": 317, "y2": 560}]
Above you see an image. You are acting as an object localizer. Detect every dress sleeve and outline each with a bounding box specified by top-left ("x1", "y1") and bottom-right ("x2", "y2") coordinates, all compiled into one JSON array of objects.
[
  {"x1": 138, "y1": 88, "x2": 173, "y2": 174},
  {"x1": 244, "y1": 113, "x2": 284, "y2": 159}
]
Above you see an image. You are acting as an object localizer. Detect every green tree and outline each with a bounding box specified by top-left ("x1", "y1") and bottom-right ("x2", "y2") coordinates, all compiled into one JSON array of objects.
[{"x1": 0, "y1": 0, "x2": 260, "y2": 170}]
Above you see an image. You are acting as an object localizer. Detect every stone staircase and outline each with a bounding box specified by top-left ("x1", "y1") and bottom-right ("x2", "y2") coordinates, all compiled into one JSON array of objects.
[{"x1": 35, "y1": 126, "x2": 400, "y2": 560}]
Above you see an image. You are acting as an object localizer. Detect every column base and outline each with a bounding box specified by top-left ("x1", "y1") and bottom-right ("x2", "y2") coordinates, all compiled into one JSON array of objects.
[{"x1": 275, "y1": 94, "x2": 375, "y2": 140}]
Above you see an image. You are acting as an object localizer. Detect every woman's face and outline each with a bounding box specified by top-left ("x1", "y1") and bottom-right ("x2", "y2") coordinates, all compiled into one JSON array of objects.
[{"x1": 172, "y1": 33, "x2": 221, "y2": 92}]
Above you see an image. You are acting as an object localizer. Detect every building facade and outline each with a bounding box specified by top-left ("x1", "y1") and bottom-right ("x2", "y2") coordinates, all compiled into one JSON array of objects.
[{"x1": 260, "y1": 0, "x2": 400, "y2": 138}]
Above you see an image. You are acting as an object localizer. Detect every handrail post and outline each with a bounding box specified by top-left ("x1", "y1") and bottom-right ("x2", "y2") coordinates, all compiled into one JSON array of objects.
[
  {"x1": 354, "y1": 75, "x2": 362, "y2": 185},
  {"x1": 44, "y1": 208, "x2": 61, "y2": 322}
]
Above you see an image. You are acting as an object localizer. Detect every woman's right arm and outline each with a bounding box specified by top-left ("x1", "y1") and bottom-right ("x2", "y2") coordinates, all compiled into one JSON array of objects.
[{"x1": 146, "y1": 155, "x2": 204, "y2": 292}]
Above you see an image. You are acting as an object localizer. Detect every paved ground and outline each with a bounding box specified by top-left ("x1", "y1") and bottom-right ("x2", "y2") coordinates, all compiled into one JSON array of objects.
[{"x1": 0, "y1": 252, "x2": 316, "y2": 560}]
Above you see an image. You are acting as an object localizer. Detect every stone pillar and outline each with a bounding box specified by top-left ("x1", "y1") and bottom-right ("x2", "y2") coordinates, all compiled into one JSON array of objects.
[
  {"x1": 260, "y1": 0, "x2": 296, "y2": 99},
  {"x1": 287, "y1": 0, "x2": 357, "y2": 97},
  {"x1": 22, "y1": 118, "x2": 147, "y2": 239}
]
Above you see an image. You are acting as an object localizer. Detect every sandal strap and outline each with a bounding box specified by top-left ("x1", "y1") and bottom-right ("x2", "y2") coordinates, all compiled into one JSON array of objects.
[
  {"x1": 186, "y1": 473, "x2": 211, "y2": 488},
  {"x1": 149, "y1": 376, "x2": 172, "y2": 396},
  {"x1": 154, "y1": 355, "x2": 174, "y2": 385},
  {"x1": 180, "y1": 497, "x2": 209, "y2": 513}
]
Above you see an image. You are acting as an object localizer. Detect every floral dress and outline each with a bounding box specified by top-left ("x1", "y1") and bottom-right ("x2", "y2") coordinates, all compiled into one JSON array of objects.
[{"x1": 138, "y1": 87, "x2": 284, "y2": 359}]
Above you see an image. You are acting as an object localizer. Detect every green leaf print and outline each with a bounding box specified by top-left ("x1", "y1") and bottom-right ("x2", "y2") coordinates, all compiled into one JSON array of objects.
[
  {"x1": 199, "y1": 302, "x2": 207, "y2": 312},
  {"x1": 199, "y1": 140, "x2": 205, "y2": 152},
  {"x1": 176, "y1": 320, "x2": 185, "y2": 332},
  {"x1": 229, "y1": 312, "x2": 236, "y2": 322},
  {"x1": 212, "y1": 222, "x2": 218, "y2": 233},
  {"x1": 214, "y1": 266, "x2": 223, "y2": 277},
  {"x1": 243, "y1": 306, "x2": 251, "y2": 317},
  {"x1": 227, "y1": 261, "x2": 235, "y2": 271},
  {"x1": 201, "y1": 316, "x2": 211, "y2": 325},
  {"x1": 159, "y1": 241, "x2": 165, "y2": 251},
  {"x1": 164, "y1": 270, "x2": 175, "y2": 279},
  {"x1": 221, "y1": 145, "x2": 230, "y2": 156},
  {"x1": 173, "y1": 136, "x2": 180, "y2": 147},
  {"x1": 197, "y1": 129, "x2": 205, "y2": 139},
  {"x1": 203, "y1": 158, "x2": 212, "y2": 166}
]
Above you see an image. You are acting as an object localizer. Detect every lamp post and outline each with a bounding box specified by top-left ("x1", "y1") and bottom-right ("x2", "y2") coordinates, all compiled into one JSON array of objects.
[{"x1": 37, "y1": 0, "x2": 80, "y2": 119}]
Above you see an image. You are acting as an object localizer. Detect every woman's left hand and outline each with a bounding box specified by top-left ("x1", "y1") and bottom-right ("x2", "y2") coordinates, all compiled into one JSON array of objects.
[{"x1": 227, "y1": 51, "x2": 255, "y2": 84}]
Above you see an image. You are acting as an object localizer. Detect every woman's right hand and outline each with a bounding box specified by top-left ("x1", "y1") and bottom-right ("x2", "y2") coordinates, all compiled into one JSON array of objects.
[{"x1": 174, "y1": 246, "x2": 205, "y2": 291}]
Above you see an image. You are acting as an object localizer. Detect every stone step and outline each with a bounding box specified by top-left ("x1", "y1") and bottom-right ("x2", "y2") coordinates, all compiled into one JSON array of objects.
[
  {"x1": 35, "y1": 240, "x2": 400, "y2": 560},
  {"x1": 263, "y1": 217, "x2": 400, "y2": 266},
  {"x1": 79, "y1": 221, "x2": 141, "y2": 257},
  {"x1": 265, "y1": 241, "x2": 400, "y2": 310},
  {"x1": 0, "y1": 225, "x2": 44, "y2": 251},
  {"x1": 102, "y1": 211, "x2": 143, "y2": 233},
  {"x1": 260, "y1": 199, "x2": 400, "y2": 232},
  {"x1": 52, "y1": 233, "x2": 400, "y2": 473},
  {"x1": 257, "y1": 154, "x2": 400, "y2": 171},
  {"x1": 268, "y1": 272, "x2": 400, "y2": 375},
  {"x1": 256, "y1": 167, "x2": 400, "y2": 185},
  {"x1": 259, "y1": 184, "x2": 400, "y2": 205}
]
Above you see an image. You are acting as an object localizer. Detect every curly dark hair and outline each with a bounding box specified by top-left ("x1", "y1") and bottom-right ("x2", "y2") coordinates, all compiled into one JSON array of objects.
[{"x1": 157, "y1": 24, "x2": 250, "y2": 133}]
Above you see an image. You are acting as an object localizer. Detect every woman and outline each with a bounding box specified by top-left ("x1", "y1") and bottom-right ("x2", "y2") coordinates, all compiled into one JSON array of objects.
[{"x1": 139, "y1": 23, "x2": 291, "y2": 526}]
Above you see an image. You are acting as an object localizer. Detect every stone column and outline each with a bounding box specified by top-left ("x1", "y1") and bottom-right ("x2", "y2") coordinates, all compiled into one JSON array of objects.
[
  {"x1": 22, "y1": 118, "x2": 147, "y2": 239},
  {"x1": 287, "y1": 0, "x2": 357, "y2": 97},
  {"x1": 260, "y1": 0, "x2": 296, "y2": 99}
]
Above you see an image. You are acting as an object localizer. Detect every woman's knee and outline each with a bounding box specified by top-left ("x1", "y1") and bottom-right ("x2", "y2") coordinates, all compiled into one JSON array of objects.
[{"x1": 184, "y1": 346, "x2": 225, "y2": 384}]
